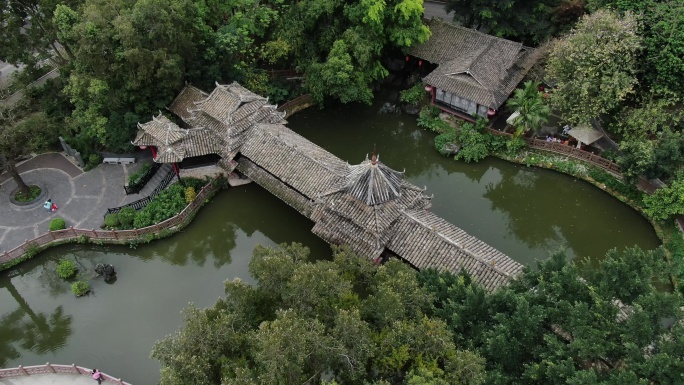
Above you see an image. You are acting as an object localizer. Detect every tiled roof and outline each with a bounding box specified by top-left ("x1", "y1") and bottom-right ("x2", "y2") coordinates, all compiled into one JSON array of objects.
[
  {"x1": 134, "y1": 115, "x2": 188, "y2": 145},
  {"x1": 408, "y1": 19, "x2": 538, "y2": 109},
  {"x1": 168, "y1": 85, "x2": 208, "y2": 121},
  {"x1": 239, "y1": 123, "x2": 349, "y2": 199},
  {"x1": 156, "y1": 81, "x2": 523, "y2": 293},
  {"x1": 344, "y1": 154, "x2": 405, "y2": 205},
  {"x1": 388, "y1": 209, "x2": 523, "y2": 291},
  {"x1": 133, "y1": 114, "x2": 224, "y2": 163}
]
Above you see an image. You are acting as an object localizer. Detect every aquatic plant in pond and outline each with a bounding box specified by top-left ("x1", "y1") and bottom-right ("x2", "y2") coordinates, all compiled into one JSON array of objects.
[{"x1": 56, "y1": 259, "x2": 77, "y2": 279}]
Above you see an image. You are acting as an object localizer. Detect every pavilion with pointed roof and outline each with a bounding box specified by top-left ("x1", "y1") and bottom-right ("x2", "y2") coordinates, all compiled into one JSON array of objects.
[{"x1": 310, "y1": 153, "x2": 431, "y2": 258}]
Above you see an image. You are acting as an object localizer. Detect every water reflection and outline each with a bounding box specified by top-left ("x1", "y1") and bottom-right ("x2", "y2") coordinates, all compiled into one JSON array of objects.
[
  {"x1": 0, "y1": 309, "x2": 24, "y2": 367},
  {"x1": 0, "y1": 186, "x2": 331, "y2": 384},
  {"x1": 0, "y1": 277, "x2": 73, "y2": 365},
  {"x1": 288, "y1": 96, "x2": 660, "y2": 264}
]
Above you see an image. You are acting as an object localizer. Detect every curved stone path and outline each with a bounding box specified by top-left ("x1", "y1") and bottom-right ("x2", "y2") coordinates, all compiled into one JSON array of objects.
[{"x1": 0, "y1": 153, "x2": 139, "y2": 255}]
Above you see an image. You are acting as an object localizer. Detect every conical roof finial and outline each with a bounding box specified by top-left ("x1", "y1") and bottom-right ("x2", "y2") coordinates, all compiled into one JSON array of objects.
[{"x1": 371, "y1": 144, "x2": 377, "y2": 165}]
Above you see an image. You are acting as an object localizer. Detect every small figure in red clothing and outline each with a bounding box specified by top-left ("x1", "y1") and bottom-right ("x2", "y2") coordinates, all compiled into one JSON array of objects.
[{"x1": 51, "y1": 202, "x2": 58, "y2": 212}]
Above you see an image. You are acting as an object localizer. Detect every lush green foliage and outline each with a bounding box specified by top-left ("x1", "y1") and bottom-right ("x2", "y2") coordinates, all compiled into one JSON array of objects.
[
  {"x1": 418, "y1": 247, "x2": 683, "y2": 384},
  {"x1": 506, "y1": 81, "x2": 550, "y2": 137},
  {"x1": 5, "y1": 0, "x2": 432, "y2": 153},
  {"x1": 0, "y1": 0, "x2": 76, "y2": 68},
  {"x1": 152, "y1": 243, "x2": 486, "y2": 385},
  {"x1": 587, "y1": 168, "x2": 643, "y2": 204},
  {"x1": 117, "y1": 207, "x2": 137, "y2": 229},
  {"x1": 455, "y1": 118, "x2": 490, "y2": 163},
  {"x1": 13, "y1": 185, "x2": 42, "y2": 202},
  {"x1": 618, "y1": 129, "x2": 684, "y2": 182},
  {"x1": 400, "y1": 84, "x2": 428, "y2": 106},
  {"x1": 49, "y1": 218, "x2": 66, "y2": 231},
  {"x1": 444, "y1": 0, "x2": 584, "y2": 44},
  {"x1": 416, "y1": 106, "x2": 451, "y2": 133},
  {"x1": 434, "y1": 127, "x2": 459, "y2": 156},
  {"x1": 1, "y1": 109, "x2": 57, "y2": 195},
  {"x1": 85, "y1": 154, "x2": 102, "y2": 171},
  {"x1": 133, "y1": 184, "x2": 187, "y2": 228},
  {"x1": 103, "y1": 213, "x2": 120, "y2": 229},
  {"x1": 128, "y1": 163, "x2": 153, "y2": 186},
  {"x1": 56, "y1": 259, "x2": 78, "y2": 279},
  {"x1": 71, "y1": 281, "x2": 90, "y2": 297},
  {"x1": 546, "y1": 10, "x2": 641, "y2": 125},
  {"x1": 610, "y1": 98, "x2": 684, "y2": 141},
  {"x1": 643, "y1": 174, "x2": 684, "y2": 220}
]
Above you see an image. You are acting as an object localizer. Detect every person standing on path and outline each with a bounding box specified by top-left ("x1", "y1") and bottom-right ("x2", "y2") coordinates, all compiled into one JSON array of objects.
[{"x1": 92, "y1": 368, "x2": 103, "y2": 384}]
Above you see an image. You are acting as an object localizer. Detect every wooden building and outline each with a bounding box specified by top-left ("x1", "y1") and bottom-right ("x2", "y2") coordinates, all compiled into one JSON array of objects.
[
  {"x1": 408, "y1": 19, "x2": 539, "y2": 120},
  {"x1": 134, "y1": 82, "x2": 524, "y2": 291}
]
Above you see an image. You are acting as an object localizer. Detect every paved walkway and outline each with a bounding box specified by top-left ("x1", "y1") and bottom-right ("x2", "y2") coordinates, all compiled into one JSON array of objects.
[
  {"x1": 0, "y1": 373, "x2": 94, "y2": 385},
  {"x1": 423, "y1": 0, "x2": 454, "y2": 20},
  {"x1": 0, "y1": 153, "x2": 139, "y2": 254}
]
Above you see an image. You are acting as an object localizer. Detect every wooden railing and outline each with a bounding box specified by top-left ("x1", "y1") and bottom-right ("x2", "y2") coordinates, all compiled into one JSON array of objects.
[
  {"x1": 1, "y1": 179, "x2": 221, "y2": 266},
  {"x1": 277, "y1": 94, "x2": 313, "y2": 118},
  {"x1": 522, "y1": 136, "x2": 622, "y2": 175},
  {"x1": 0, "y1": 363, "x2": 131, "y2": 384},
  {"x1": 487, "y1": 128, "x2": 661, "y2": 193},
  {"x1": 266, "y1": 69, "x2": 303, "y2": 79}
]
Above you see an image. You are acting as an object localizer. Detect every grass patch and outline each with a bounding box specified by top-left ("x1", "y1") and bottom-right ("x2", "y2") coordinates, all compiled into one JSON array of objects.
[{"x1": 14, "y1": 185, "x2": 42, "y2": 202}]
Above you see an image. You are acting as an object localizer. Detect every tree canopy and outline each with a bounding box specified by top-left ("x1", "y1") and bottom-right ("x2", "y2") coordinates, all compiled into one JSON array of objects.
[
  {"x1": 546, "y1": 10, "x2": 641, "y2": 125},
  {"x1": 151, "y1": 243, "x2": 486, "y2": 385},
  {"x1": 444, "y1": 0, "x2": 584, "y2": 44},
  {"x1": 155, "y1": 243, "x2": 684, "y2": 385},
  {"x1": 419, "y1": 246, "x2": 683, "y2": 384}
]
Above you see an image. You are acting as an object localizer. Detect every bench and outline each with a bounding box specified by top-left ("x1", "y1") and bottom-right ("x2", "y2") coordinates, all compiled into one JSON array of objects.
[{"x1": 103, "y1": 157, "x2": 136, "y2": 165}]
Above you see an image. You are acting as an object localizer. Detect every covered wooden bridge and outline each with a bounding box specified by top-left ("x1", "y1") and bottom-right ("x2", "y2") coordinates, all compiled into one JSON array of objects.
[{"x1": 133, "y1": 82, "x2": 523, "y2": 291}]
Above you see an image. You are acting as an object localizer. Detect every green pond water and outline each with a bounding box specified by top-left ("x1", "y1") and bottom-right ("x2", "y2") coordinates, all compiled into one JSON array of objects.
[{"x1": 0, "y1": 97, "x2": 660, "y2": 384}]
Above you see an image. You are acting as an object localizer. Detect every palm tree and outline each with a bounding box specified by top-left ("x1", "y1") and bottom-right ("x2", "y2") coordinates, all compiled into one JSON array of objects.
[{"x1": 506, "y1": 81, "x2": 551, "y2": 137}]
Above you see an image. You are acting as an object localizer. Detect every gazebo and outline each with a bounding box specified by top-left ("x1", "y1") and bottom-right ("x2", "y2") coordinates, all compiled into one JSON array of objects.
[
  {"x1": 567, "y1": 124, "x2": 603, "y2": 149},
  {"x1": 310, "y1": 153, "x2": 431, "y2": 259}
]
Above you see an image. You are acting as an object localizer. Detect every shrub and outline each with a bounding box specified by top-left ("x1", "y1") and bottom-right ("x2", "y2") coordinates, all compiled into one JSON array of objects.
[
  {"x1": 643, "y1": 177, "x2": 684, "y2": 221},
  {"x1": 14, "y1": 185, "x2": 42, "y2": 202},
  {"x1": 182, "y1": 177, "x2": 208, "y2": 191},
  {"x1": 86, "y1": 154, "x2": 102, "y2": 170},
  {"x1": 434, "y1": 127, "x2": 458, "y2": 156},
  {"x1": 504, "y1": 136, "x2": 527, "y2": 156},
  {"x1": 184, "y1": 187, "x2": 197, "y2": 204},
  {"x1": 399, "y1": 84, "x2": 427, "y2": 106},
  {"x1": 133, "y1": 184, "x2": 187, "y2": 228},
  {"x1": 588, "y1": 169, "x2": 643, "y2": 204},
  {"x1": 455, "y1": 119, "x2": 490, "y2": 163},
  {"x1": 117, "y1": 207, "x2": 136, "y2": 229},
  {"x1": 417, "y1": 106, "x2": 451, "y2": 133},
  {"x1": 56, "y1": 259, "x2": 77, "y2": 279},
  {"x1": 104, "y1": 213, "x2": 120, "y2": 228},
  {"x1": 71, "y1": 281, "x2": 90, "y2": 297},
  {"x1": 128, "y1": 162, "x2": 153, "y2": 186},
  {"x1": 49, "y1": 217, "x2": 66, "y2": 231}
]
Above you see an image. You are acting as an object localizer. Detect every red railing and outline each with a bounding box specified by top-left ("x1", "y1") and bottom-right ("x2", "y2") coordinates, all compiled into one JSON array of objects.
[
  {"x1": 0, "y1": 363, "x2": 131, "y2": 384},
  {"x1": 0, "y1": 179, "x2": 221, "y2": 267}
]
